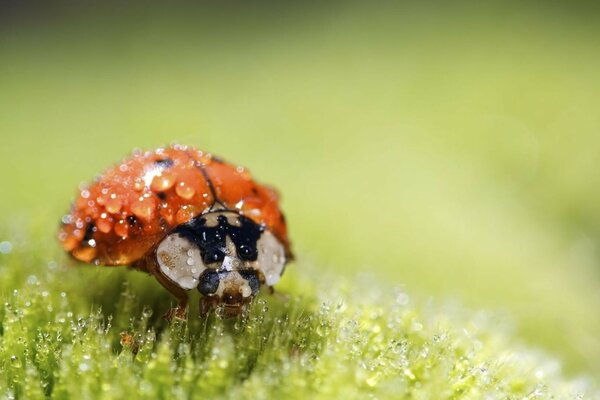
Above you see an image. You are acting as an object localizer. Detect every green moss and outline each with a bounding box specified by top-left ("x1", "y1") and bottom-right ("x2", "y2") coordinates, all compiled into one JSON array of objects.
[
  {"x1": 0, "y1": 229, "x2": 596, "y2": 399},
  {"x1": 2, "y1": 1, "x2": 600, "y2": 374}
]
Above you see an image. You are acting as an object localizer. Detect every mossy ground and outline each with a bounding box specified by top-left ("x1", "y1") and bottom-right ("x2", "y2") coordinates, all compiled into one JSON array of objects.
[{"x1": 0, "y1": 226, "x2": 597, "y2": 399}]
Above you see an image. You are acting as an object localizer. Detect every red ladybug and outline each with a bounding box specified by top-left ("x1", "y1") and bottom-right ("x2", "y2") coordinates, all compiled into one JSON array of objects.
[{"x1": 59, "y1": 145, "x2": 292, "y2": 319}]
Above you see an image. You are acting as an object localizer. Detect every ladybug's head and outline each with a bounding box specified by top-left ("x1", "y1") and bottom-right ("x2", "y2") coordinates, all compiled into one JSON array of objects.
[{"x1": 154, "y1": 210, "x2": 286, "y2": 315}]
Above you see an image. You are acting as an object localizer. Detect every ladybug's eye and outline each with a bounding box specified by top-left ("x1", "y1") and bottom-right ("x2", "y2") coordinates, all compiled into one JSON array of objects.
[
  {"x1": 198, "y1": 270, "x2": 220, "y2": 295},
  {"x1": 155, "y1": 233, "x2": 207, "y2": 290}
]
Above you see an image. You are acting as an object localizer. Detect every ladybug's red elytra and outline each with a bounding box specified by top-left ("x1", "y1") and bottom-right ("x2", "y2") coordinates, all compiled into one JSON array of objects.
[{"x1": 59, "y1": 145, "x2": 292, "y2": 319}]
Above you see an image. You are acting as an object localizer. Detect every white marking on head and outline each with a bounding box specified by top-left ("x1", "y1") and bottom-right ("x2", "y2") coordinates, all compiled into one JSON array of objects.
[
  {"x1": 156, "y1": 233, "x2": 207, "y2": 289},
  {"x1": 256, "y1": 231, "x2": 286, "y2": 286},
  {"x1": 219, "y1": 237, "x2": 240, "y2": 272},
  {"x1": 240, "y1": 283, "x2": 252, "y2": 298},
  {"x1": 222, "y1": 256, "x2": 235, "y2": 271},
  {"x1": 202, "y1": 211, "x2": 241, "y2": 228}
]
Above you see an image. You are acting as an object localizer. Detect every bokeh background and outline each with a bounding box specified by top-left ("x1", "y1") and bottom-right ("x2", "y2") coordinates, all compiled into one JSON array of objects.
[{"x1": 1, "y1": 0, "x2": 600, "y2": 378}]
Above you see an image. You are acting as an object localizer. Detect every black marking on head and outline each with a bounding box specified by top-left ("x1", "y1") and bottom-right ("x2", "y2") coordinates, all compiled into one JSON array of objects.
[
  {"x1": 154, "y1": 158, "x2": 174, "y2": 168},
  {"x1": 127, "y1": 216, "x2": 138, "y2": 226},
  {"x1": 176, "y1": 213, "x2": 264, "y2": 264},
  {"x1": 198, "y1": 269, "x2": 220, "y2": 295},
  {"x1": 83, "y1": 222, "x2": 95, "y2": 242}
]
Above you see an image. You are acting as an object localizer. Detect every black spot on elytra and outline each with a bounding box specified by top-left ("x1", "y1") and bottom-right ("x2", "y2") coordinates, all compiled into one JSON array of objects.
[
  {"x1": 176, "y1": 213, "x2": 264, "y2": 264},
  {"x1": 83, "y1": 222, "x2": 95, "y2": 242},
  {"x1": 251, "y1": 187, "x2": 259, "y2": 195},
  {"x1": 154, "y1": 158, "x2": 174, "y2": 168},
  {"x1": 156, "y1": 192, "x2": 167, "y2": 200}
]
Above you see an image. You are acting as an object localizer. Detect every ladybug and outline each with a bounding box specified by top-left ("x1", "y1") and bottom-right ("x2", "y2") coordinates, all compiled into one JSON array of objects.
[{"x1": 58, "y1": 145, "x2": 292, "y2": 319}]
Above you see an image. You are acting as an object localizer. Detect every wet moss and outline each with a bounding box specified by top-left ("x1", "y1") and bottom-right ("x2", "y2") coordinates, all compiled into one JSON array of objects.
[{"x1": 0, "y1": 228, "x2": 597, "y2": 399}]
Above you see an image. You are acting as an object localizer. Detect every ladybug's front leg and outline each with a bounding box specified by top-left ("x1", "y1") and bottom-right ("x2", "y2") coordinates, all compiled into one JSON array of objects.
[
  {"x1": 151, "y1": 269, "x2": 189, "y2": 321},
  {"x1": 199, "y1": 296, "x2": 219, "y2": 316}
]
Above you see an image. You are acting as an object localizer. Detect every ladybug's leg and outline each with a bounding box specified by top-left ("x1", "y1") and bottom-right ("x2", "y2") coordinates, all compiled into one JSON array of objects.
[
  {"x1": 151, "y1": 269, "x2": 189, "y2": 321},
  {"x1": 199, "y1": 296, "x2": 219, "y2": 317}
]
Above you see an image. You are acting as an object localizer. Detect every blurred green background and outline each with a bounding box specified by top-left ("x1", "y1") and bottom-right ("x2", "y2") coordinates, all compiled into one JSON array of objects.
[{"x1": 1, "y1": 0, "x2": 600, "y2": 377}]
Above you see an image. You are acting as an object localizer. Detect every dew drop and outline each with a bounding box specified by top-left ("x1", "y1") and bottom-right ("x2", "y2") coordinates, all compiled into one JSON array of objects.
[
  {"x1": 72, "y1": 229, "x2": 83, "y2": 240},
  {"x1": 97, "y1": 218, "x2": 113, "y2": 234},
  {"x1": 114, "y1": 220, "x2": 129, "y2": 238},
  {"x1": 176, "y1": 181, "x2": 195, "y2": 200},
  {"x1": 0, "y1": 241, "x2": 13, "y2": 254},
  {"x1": 79, "y1": 362, "x2": 90, "y2": 372},
  {"x1": 535, "y1": 370, "x2": 544, "y2": 379},
  {"x1": 175, "y1": 206, "x2": 198, "y2": 224},
  {"x1": 133, "y1": 178, "x2": 145, "y2": 191},
  {"x1": 105, "y1": 195, "x2": 122, "y2": 214},
  {"x1": 151, "y1": 172, "x2": 176, "y2": 192},
  {"x1": 395, "y1": 292, "x2": 409, "y2": 305},
  {"x1": 366, "y1": 374, "x2": 379, "y2": 387},
  {"x1": 131, "y1": 197, "x2": 156, "y2": 220},
  {"x1": 72, "y1": 246, "x2": 97, "y2": 262}
]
